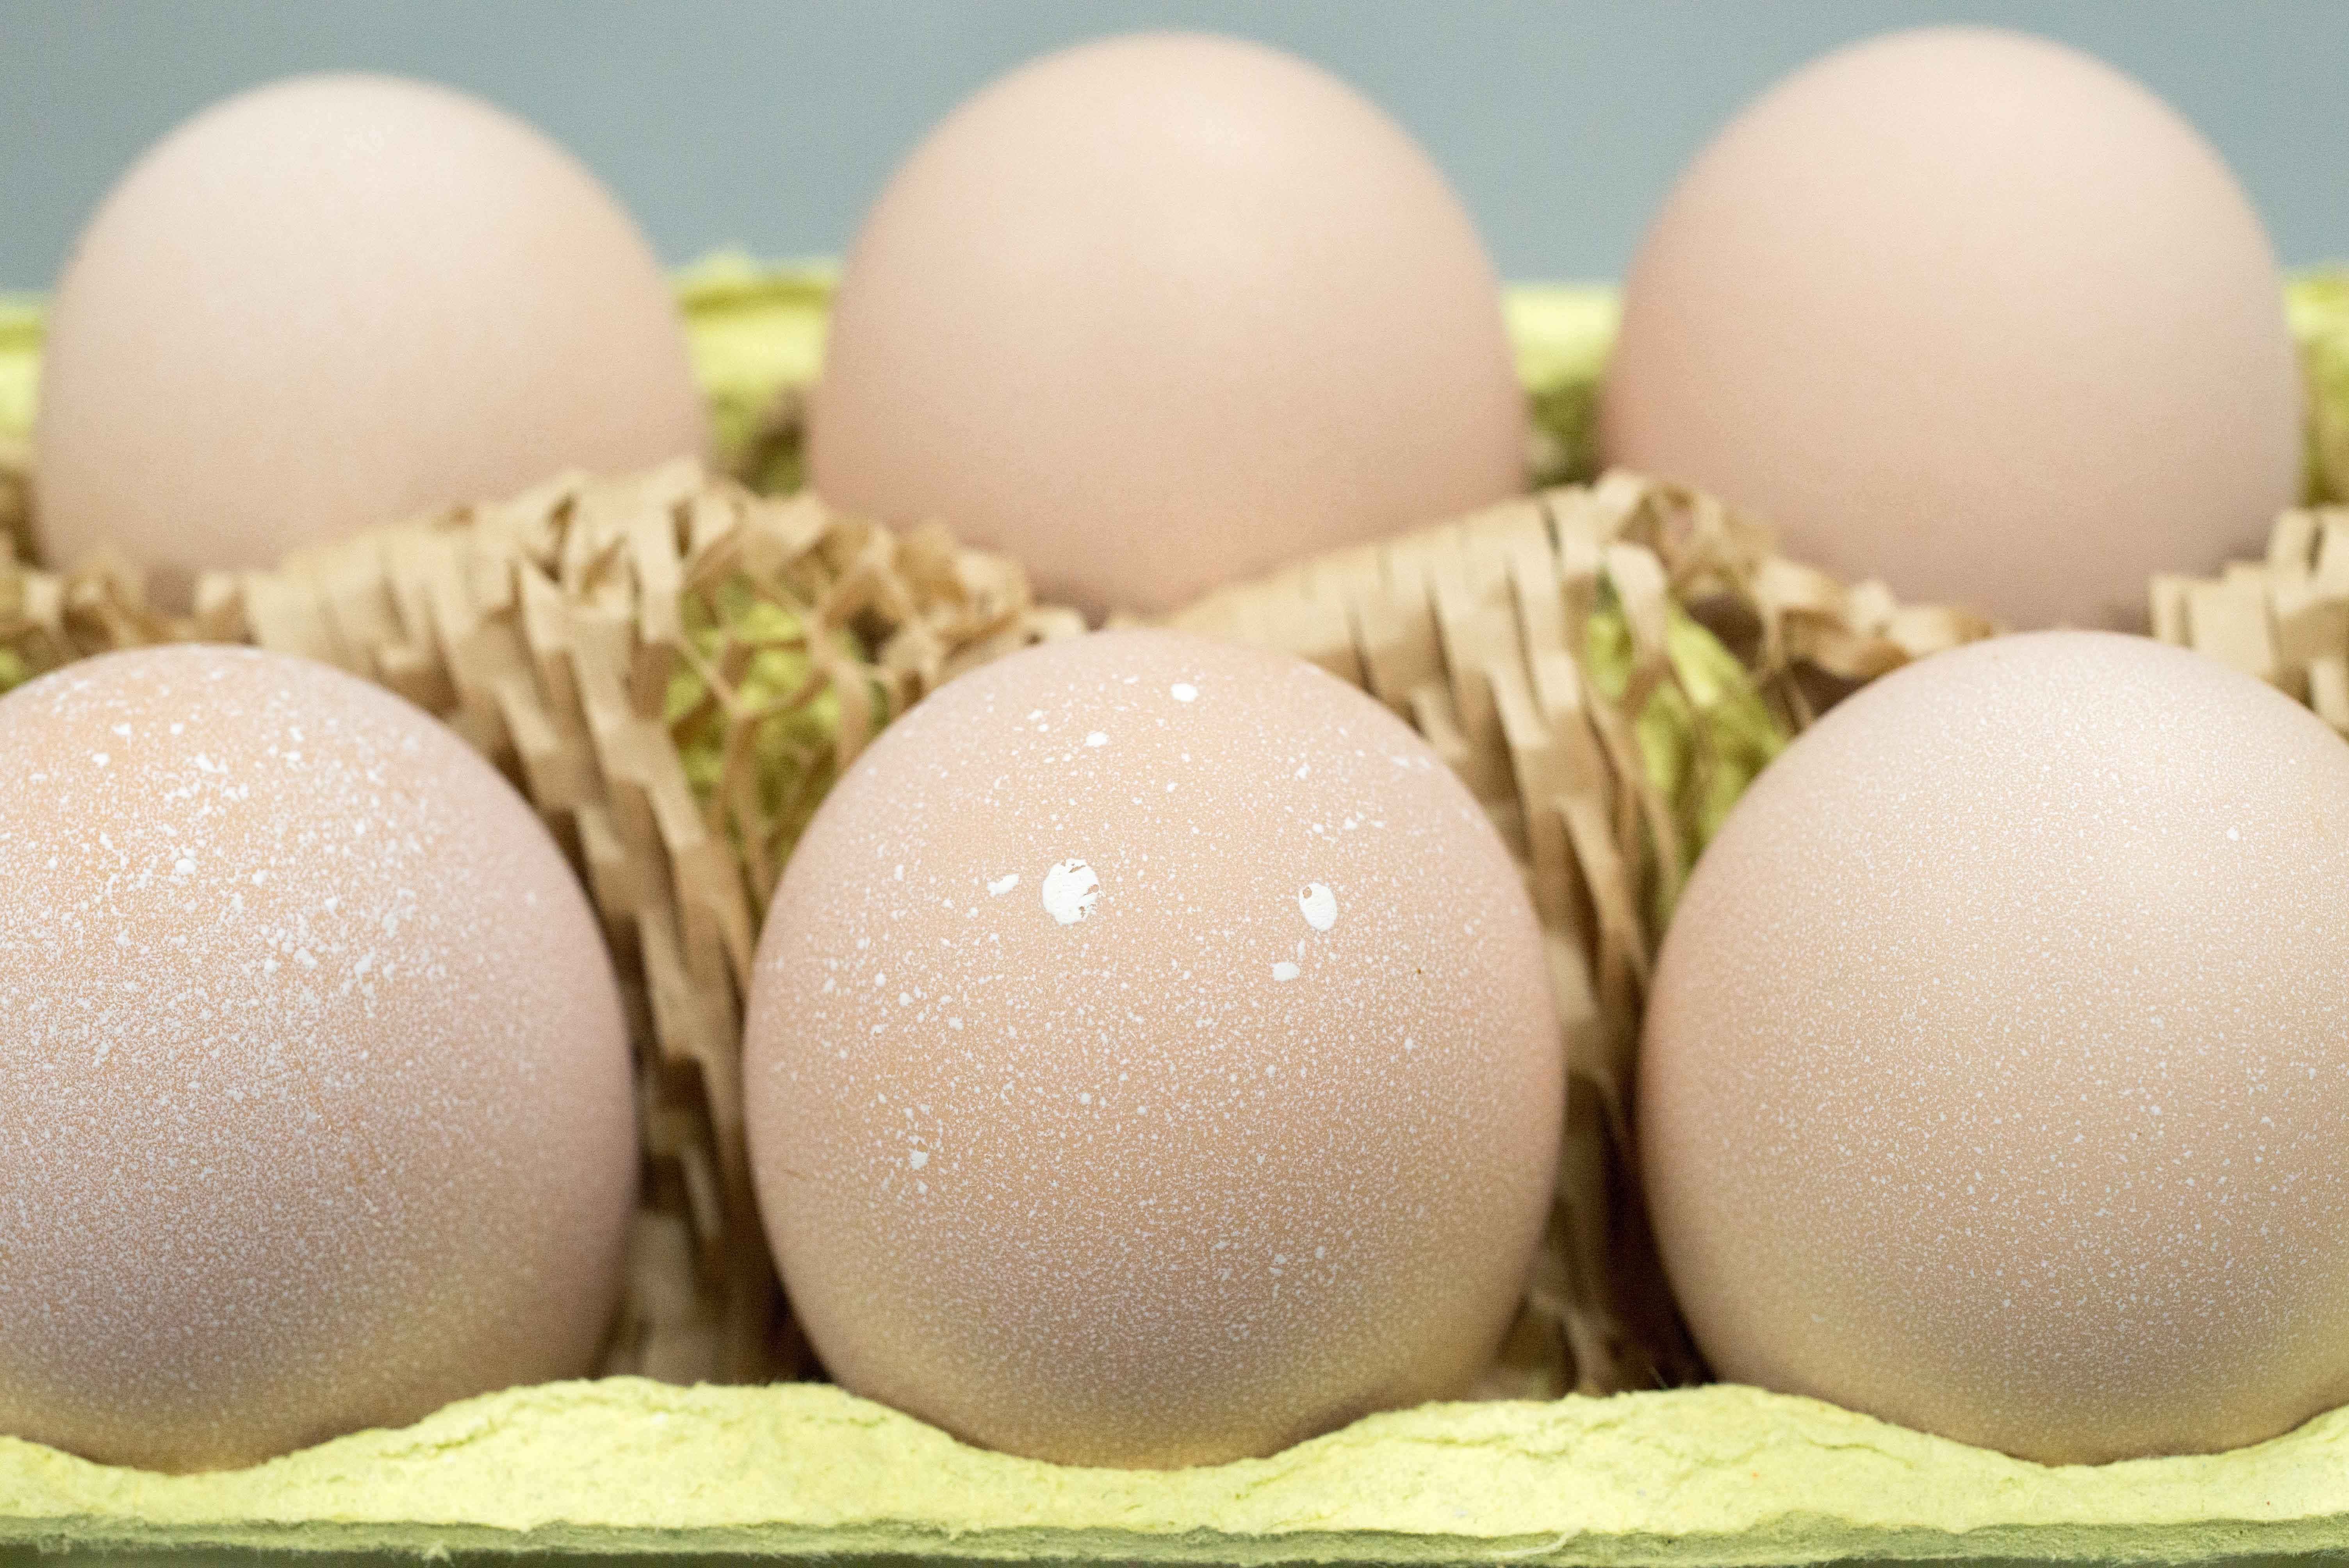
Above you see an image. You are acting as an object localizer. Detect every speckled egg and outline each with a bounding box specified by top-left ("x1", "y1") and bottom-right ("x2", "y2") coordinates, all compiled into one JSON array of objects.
[
  {"x1": 1641, "y1": 631, "x2": 2349, "y2": 1463},
  {"x1": 0, "y1": 645, "x2": 637, "y2": 1472},
  {"x1": 745, "y1": 628, "x2": 1561, "y2": 1467}
]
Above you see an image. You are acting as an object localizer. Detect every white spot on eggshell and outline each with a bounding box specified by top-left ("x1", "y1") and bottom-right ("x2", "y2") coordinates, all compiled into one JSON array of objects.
[
  {"x1": 1171, "y1": 682, "x2": 1198, "y2": 702},
  {"x1": 1085, "y1": 731, "x2": 1108, "y2": 747},
  {"x1": 1297, "y1": 882, "x2": 1337, "y2": 932},
  {"x1": 1041, "y1": 859, "x2": 1100, "y2": 925},
  {"x1": 1272, "y1": 961, "x2": 1301, "y2": 982},
  {"x1": 987, "y1": 873, "x2": 1020, "y2": 896}
]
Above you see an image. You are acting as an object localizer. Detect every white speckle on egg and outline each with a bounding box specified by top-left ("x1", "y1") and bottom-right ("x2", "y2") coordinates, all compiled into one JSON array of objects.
[
  {"x1": 988, "y1": 873, "x2": 1020, "y2": 896},
  {"x1": 1297, "y1": 882, "x2": 1337, "y2": 932},
  {"x1": 1085, "y1": 731, "x2": 1109, "y2": 747},
  {"x1": 1272, "y1": 961, "x2": 1302, "y2": 982},
  {"x1": 1171, "y1": 683, "x2": 1198, "y2": 703},
  {"x1": 1041, "y1": 859, "x2": 1100, "y2": 925}
]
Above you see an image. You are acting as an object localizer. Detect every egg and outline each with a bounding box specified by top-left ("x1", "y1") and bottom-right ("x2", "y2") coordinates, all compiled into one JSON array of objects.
[
  {"x1": 808, "y1": 33, "x2": 1527, "y2": 620},
  {"x1": 745, "y1": 628, "x2": 1561, "y2": 1466},
  {"x1": 34, "y1": 73, "x2": 706, "y2": 582},
  {"x1": 1600, "y1": 27, "x2": 2301, "y2": 631},
  {"x1": 0, "y1": 645, "x2": 637, "y2": 1472},
  {"x1": 1640, "y1": 631, "x2": 2349, "y2": 1463}
]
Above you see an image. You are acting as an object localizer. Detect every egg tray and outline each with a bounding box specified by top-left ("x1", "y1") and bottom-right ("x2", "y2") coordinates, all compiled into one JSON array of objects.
[
  {"x1": 16, "y1": 478, "x2": 2349, "y2": 1567},
  {"x1": 18, "y1": 1379, "x2": 2349, "y2": 1564},
  {"x1": 0, "y1": 261, "x2": 2347, "y2": 1563}
]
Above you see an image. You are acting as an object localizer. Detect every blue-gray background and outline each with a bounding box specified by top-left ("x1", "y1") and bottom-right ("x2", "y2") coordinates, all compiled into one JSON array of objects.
[{"x1": 3, "y1": 1, "x2": 2343, "y2": 290}]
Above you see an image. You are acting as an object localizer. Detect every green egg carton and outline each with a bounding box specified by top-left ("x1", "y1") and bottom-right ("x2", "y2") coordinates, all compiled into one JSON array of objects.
[
  {"x1": 5, "y1": 263, "x2": 2349, "y2": 1566},
  {"x1": 11, "y1": 1379, "x2": 2349, "y2": 1563}
]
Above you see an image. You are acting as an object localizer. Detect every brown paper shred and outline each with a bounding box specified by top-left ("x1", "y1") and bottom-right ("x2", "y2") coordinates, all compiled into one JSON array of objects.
[
  {"x1": 0, "y1": 460, "x2": 1080, "y2": 1387},
  {"x1": 2154, "y1": 504, "x2": 2349, "y2": 732},
  {"x1": 1166, "y1": 469, "x2": 1992, "y2": 1398}
]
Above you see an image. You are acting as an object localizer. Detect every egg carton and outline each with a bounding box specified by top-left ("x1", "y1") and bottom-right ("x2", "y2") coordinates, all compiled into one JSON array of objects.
[
  {"x1": 0, "y1": 456, "x2": 2027, "y2": 1561},
  {"x1": 17, "y1": 1376, "x2": 2349, "y2": 1563},
  {"x1": 5, "y1": 260, "x2": 2349, "y2": 1559}
]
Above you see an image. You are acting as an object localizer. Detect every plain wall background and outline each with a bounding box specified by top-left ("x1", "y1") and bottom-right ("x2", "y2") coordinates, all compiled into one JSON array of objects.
[{"x1": 3, "y1": 1, "x2": 2344, "y2": 290}]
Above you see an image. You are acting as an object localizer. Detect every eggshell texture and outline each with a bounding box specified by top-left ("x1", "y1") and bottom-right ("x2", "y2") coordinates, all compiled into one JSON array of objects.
[
  {"x1": 1640, "y1": 631, "x2": 2349, "y2": 1464},
  {"x1": 808, "y1": 33, "x2": 1527, "y2": 620},
  {"x1": 34, "y1": 73, "x2": 706, "y2": 579},
  {"x1": 745, "y1": 628, "x2": 1561, "y2": 1467},
  {"x1": 1600, "y1": 27, "x2": 2301, "y2": 631},
  {"x1": 0, "y1": 645, "x2": 636, "y2": 1472}
]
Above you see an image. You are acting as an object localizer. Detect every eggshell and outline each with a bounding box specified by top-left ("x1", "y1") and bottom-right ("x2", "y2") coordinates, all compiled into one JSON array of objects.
[
  {"x1": 745, "y1": 628, "x2": 1561, "y2": 1467},
  {"x1": 808, "y1": 33, "x2": 1527, "y2": 620},
  {"x1": 0, "y1": 645, "x2": 637, "y2": 1472},
  {"x1": 34, "y1": 73, "x2": 706, "y2": 580},
  {"x1": 1600, "y1": 27, "x2": 2301, "y2": 631},
  {"x1": 1640, "y1": 631, "x2": 2349, "y2": 1463}
]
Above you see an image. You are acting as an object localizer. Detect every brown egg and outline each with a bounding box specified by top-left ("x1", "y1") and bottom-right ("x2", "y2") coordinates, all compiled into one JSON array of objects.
[
  {"x1": 745, "y1": 629, "x2": 1560, "y2": 1467},
  {"x1": 1641, "y1": 631, "x2": 2349, "y2": 1463},
  {"x1": 0, "y1": 646, "x2": 636, "y2": 1472},
  {"x1": 34, "y1": 73, "x2": 706, "y2": 581},
  {"x1": 808, "y1": 33, "x2": 1527, "y2": 620},
  {"x1": 1600, "y1": 27, "x2": 2301, "y2": 631}
]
